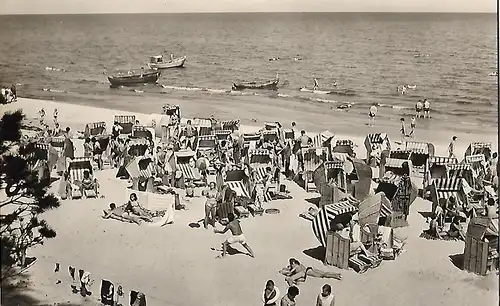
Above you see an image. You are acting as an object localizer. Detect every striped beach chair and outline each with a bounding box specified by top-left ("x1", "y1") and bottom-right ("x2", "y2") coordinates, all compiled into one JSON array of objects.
[
  {"x1": 174, "y1": 150, "x2": 202, "y2": 183},
  {"x1": 162, "y1": 104, "x2": 180, "y2": 116},
  {"x1": 126, "y1": 138, "x2": 150, "y2": 157},
  {"x1": 324, "y1": 160, "x2": 347, "y2": 191},
  {"x1": 424, "y1": 156, "x2": 458, "y2": 190},
  {"x1": 84, "y1": 121, "x2": 106, "y2": 138},
  {"x1": 364, "y1": 133, "x2": 391, "y2": 161},
  {"x1": 429, "y1": 177, "x2": 466, "y2": 212},
  {"x1": 214, "y1": 129, "x2": 232, "y2": 141},
  {"x1": 465, "y1": 154, "x2": 487, "y2": 178},
  {"x1": 50, "y1": 136, "x2": 66, "y2": 151},
  {"x1": 197, "y1": 135, "x2": 217, "y2": 155},
  {"x1": 221, "y1": 119, "x2": 240, "y2": 132},
  {"x1": 114, "y1": 115, "x2": 136, "y2": 135},
  {"x1": 312, "y1": 130, "x2": 335, "y2": 150},
  {"x1": 132, "y1": 125, "x2": 155, "y2": 141},
  {"x1": 181, "y1": 118, "x2": 213, "y2": 136},
  {"x1": 332, "y1": 139, "x2": 356, "y2": 158},
  {"x1": 312, "y1": 200, "x2": 359, "y2": 247},
  {"x1": 405, "y1": 141, "x2": 435, "y2": 168},
  {"x1": 125, "y1": 157, "x2": 156, "y2": 179},
  {"x1": 224, "y1": 165, "x2": 251, "y2": 199},
  {"x1": 446, "y1": 163, "x2": 474, "y2": 187},
  {"x1": 243, "y1": 133, "x2": 261, "y2": 150},
  {"x1": 381, "y1": 157, "x2": 413, "y2": 177},
  {"x1": 249, "y1": 149, "x2": 275, "y2": 202},
  {"x1": 67, "y1": 157, "x2": 97, "y2": 199},
  {"x1": 261, "y1": 129, "x2": 279, "y2": 143},
  {"x1": 464, "y1": 142, "x2": 492, "y2": 162},
  {"x1": 303, "y1": 147, "x2": 329, "y2": 192},
  {"x1": 263, "y1": 122, "x2": 281, "y2": 131}
]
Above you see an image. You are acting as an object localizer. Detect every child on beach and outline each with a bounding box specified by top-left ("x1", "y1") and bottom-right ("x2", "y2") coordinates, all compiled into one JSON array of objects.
[
  {"x1": 368, "y1": 103, "x2": 377, "y2": 127},
  {"x1": 262, "y1": 280, "x2": 281, "y2": 306}
]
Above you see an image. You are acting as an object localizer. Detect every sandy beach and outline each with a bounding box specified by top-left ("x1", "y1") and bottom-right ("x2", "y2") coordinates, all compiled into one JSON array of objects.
[{"x1": 1, "y1": 97, "x2": 498, "y2": 306}]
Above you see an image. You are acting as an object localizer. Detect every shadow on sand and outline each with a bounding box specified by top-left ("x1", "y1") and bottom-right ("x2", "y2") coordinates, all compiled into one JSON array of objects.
[
  {"x1": 449, "y1": 253, "x2": 464, "y2": 271},
  {"x1": 303, "y1": 246, "x2": 326, "y2": 262},
  {"x1": 305, "y1": 197, "x2": 320, "y2": 207}
]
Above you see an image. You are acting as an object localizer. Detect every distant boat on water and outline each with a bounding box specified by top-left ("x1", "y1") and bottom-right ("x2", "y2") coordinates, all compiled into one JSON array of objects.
[
  {"x1": 232, "y1": 75, "x2": 279, "y2": 91},
  {"x1": 148, "y1": 54, "x2": 186, "y2": 69},
  {"x1": 106, "y1": 69, "x2": 161, "y2": 88}
]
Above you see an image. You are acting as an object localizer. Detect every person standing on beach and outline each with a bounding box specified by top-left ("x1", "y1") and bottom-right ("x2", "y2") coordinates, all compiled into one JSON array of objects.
[
  {"x1": 280, "y1": 286, "x2": 299, "y2": 306},
  {"x1": 447, "y1": 136, "x2": 457, "y2": 159},
  {"x1": 415, "y1": 100, "x2": 423, "y2": 118},
  {"x1": 409, "y1": 116, "x2": 416, "y2": 137},
  {"x1": 39, "y1": 108, "x2": 46, "y2": 127},
  {"x1": 184, "y1": 120, "x2": 197, "y2": 151},
  {"x1": 316, "y1": 284, "x2": 335, "y2": 306},
  {"x1": 214, "y1": 213, "x2": 255, "y2": 258},
  {"x1": 111, "y1": 121, "x2": 123, "y2": 141},
  {"x1": 10, "y1": 84, "x2": 17, "y2": 101},
  {"x1": 53, "y1": 108, "x2": 58, "y2": 126},
  {"x1": 291, "y1": 122, "x2": 298, "y2": 139},
  {"x1": 63, "y1": 128, "x2": 75, "y2": 169},
  {"x1": 400, "y1": 118, "x2": 407, "y2": 142},
  {"x1": 368, "y1": 103, "x2": 377, "y2": 127},
  {"x1": 262, "y1": 280, "x2": 281, "y2": 306},
  {"x1": 423, "y1": 99, "x2": 431, "y2": 118}
]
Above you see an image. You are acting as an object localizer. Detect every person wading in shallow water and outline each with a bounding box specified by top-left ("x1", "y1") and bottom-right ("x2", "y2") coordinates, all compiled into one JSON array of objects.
[{"x1": 214, "y1": 213, "x2": 255, "y2": 258}]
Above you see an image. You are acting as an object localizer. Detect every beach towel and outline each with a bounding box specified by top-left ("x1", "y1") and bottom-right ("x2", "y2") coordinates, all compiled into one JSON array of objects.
[
  {"x1": 100, "y1": 279, "x2": 115, "y2": 305},
  {"x1": 130, "y1": 291, "x2": 147, "y2": 306}
]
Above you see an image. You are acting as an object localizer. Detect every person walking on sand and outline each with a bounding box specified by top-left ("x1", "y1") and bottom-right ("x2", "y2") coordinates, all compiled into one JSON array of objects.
[
  {"x1": 39, "y1": 108, "x2": 46, "y2": 126},
  {"x1": 409, "y1": 116, "x2": 416, "y2": 138},
  {"x1": 423, "y1": 99, "x2": 431, "y2": 118},
  {"x1": 415, "y1": 100, "x2": 423, "y2": 118},
  {"x1": 262, "y1": 280, "x2": 281, "y2": 306},
  {"x1": 214, "y1": 213, "x2": 255, "y2": 258},
  {"x1": 316, "y1": 284, "x2": 335, "y2": 306},
  {"x1": 400, "y1": 118, "x2": 407, "y2": 142},
  {"x1": 368, "y1": 103, "x2": 377, "y2": 127},
  {"x1": 53, "y1": 108, "x2": 59, "y2": 125},
  {"x1": 448, "y1": 136, "x2": 457, "y2": 159},
  {"x1": 281, "y1": 286, "x2": 299, "y2": 306},
  {"x1": 291, "y1": 121, "x2": 298, "y2": 139}
]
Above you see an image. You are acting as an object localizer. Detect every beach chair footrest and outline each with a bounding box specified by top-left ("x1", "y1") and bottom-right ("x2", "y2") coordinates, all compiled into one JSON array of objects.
[
  {"x1": 234, "y1": 206, "x2": 249, "y2": 218},
  {"x1": 247, "y1": 204, "x2": 264, "y2": 216},
  {"x1": 84, "y1": 189, "x2": 97, "y2": 198},
  {"x1": 348, "y1": 256, "x2": 370, "y2": 274},
  {"x1": 359, "y1": 254, "x2": 382, "y2": 268}
]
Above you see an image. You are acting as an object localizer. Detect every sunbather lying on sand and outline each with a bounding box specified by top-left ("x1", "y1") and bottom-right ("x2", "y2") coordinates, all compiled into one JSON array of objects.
[
  {"x1": 102, "y1": 203, "x2": 143, "y2": 225},
  {"x1": 279, "y1": 258, "x2": 341, "y2": 286},
  {"x1": 126, "y1": 193, "x2": 155, "y2": 222}
]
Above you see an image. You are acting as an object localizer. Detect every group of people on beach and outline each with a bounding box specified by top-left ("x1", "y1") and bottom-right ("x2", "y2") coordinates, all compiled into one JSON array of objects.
[
  {"x1": 262, "y1": 280, "x2": 336, "y2": 306},
  {"x1": 1, "y1": 84, "x2": 16, "y2": 103}
]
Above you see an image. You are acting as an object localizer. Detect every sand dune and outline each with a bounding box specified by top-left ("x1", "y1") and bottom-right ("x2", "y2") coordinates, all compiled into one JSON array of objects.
[{"x1": 1, "y1": 98, "x2": 497, "y2": 306}]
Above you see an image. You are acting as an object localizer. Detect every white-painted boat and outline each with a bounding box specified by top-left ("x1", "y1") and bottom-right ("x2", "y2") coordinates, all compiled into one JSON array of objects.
[{"x1": 148, "y1": 55, "x2": 186, "y2": 69}]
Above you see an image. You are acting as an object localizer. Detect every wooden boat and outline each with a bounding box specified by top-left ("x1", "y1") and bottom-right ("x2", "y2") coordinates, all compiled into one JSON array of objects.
[
  {"x1": 232, "y1": 78, "x2": 279, "y2": 91},
  {"x1": 107, "y1": 70, "x2": 161, "y2": 88},
  {"x1": 148, "y1": 55, "x2": 186, "y2": 69}
]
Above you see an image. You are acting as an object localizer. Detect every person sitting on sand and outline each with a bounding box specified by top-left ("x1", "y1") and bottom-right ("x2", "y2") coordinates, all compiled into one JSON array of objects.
[
  {"x1": 262, "y1": 280, "x2": 281, "y2": 306},
  {"x1": 426, "y1": 213, "x2": 442, "y2": 239},
  {"x1": 214, "y1": 213, "x2": 255, "y2": 258},
  {"x1": 80, "y1": 170, "x2": 98, "y2": 196},
  {"x1": 279, "y1": 258, "x2": 342, "y2": 286},
  {"x1": 281, "y1": 286, "x2": 299, "y2": 306},
  {"x1": 336, "y1": 224, "x2": 375, "y2": 257},
  {"x1": 448, "y1": 217, "x2": 465, "y2": 241},
  {"x1": 102, "y1": 203, "x2": 143, "y2": 225},
  {"x1": 126, "y1": 193, "x2": 153, "y2": 222}
]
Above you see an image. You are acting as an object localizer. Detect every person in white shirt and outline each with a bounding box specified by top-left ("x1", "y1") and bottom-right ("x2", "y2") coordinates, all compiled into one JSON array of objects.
[
  {"x1": 368, "y1": 104, "x2": 377, "y2": 127},
  {"x1": 316, "y1": 284, "x2": 335, "y2": 306},
  {"x1": 423, "y1": 99, "x2": 431, "y2": 118}
]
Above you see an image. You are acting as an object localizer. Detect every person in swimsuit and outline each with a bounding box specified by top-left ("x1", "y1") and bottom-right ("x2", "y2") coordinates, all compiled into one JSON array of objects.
[
  {"x1": 214, "y1": 213, "x2": 255, "y2": 258},
  {"x1": 279, "y1": 258, "x2": 342, "y2": 286},
  {"x1": 262, "y1": 280, "x2": 281, "y2": 306},
  {"x1": 202, "y1": 182, "x2": 218, "y2": 229},
  {"x1": 448, "y1": 217, "x2": 465, "y2": 240},
  {"x1": 409, "y1": 116, "x2": 416, "y2": 137},
  {"x1": 126, "y1": 193, "x2": 153, "y2": 222},
  {"x1": 400, "y1": 118, "x2": 407, "y2": 141},
  {"x1": 447, "y1": 136, "x2": 457, "y2": 159},
  {"x1": 316, "y1": 284, "x2": 335, "y2": 306},
  {"x1": 313, "y1": 78, "x2": 319, "y2": 91},
  {"x1": 415, "y1": 100, "x2": 423, "y2": 118},
  {"x1": 368, "y1": 103, "x2": 377, "y2": 127},
  {"x1": 423, "y1": 99, "x2": 430, "y2": 118},
  {"x1": 102, "y1": 203, "x2": 143, "y2": 225}
]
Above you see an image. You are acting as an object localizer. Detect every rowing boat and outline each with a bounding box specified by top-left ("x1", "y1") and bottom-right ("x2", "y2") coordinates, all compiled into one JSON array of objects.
[
  {"x1": 232, "y1": 78, "x2": 279, "y2": 91},
  {"x1": 107, "y1": 70, "x2": 161, "y2": 88}
]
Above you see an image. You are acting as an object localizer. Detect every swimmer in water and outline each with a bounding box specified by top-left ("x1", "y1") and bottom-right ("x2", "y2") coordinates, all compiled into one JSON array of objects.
[{"x1": 313, "y1": 78, "x2": 319, "y2": 91}]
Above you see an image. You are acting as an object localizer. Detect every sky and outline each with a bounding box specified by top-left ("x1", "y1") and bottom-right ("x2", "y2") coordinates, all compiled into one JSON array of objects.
[{"x1": 0, "y1": 0, "x2": 496, "y2": 15}]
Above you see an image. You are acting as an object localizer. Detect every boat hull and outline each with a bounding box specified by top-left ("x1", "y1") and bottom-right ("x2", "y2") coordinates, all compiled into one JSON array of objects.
[
  {"x1": 149, "y1": 57, "x2": 187, "y2": 69},
  {"x1": 232, "y1": 79, "x2": 279, "y2": 91},
  {"x1": 107, "y1": 71, "x2": 161, "y2": 88}
]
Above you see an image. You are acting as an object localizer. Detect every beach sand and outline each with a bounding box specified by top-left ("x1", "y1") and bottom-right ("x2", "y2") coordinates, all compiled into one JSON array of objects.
[{"x1": 1, "y1": 98, "x2": 498, "y2": 306}]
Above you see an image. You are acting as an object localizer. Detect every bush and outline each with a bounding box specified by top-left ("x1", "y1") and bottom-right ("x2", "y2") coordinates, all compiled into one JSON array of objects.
[{"x1": 0, "y1": 110, "x2": 60, "y2": 282}]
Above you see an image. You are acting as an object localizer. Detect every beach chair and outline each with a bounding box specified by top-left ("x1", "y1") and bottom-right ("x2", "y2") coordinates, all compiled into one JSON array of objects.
[
  {"x1": 114, "y1": 115, "x2": 136, "y2": 135},
  {"x1": 224, "y1": 165, "x2": 251, "y2": 218},
  {"x1": 465, "y1": 154, "x2": 487, "y2": 179},
  {"x1": 423, "y1": 156, "x2": 458, "y2": 190},
  {"x1": 197, "y1": 135, "x2": 217, "y2": 156},
  {"x1": 50, "y1": 136, "x2": 66, "y2": 151},
  {"x1": 125, "y1": 156, "x2": 156, "y2": 192},
  {"x1": 429, "y1": 177, "x2": 467, "y2": 215},
  {"x1": 84, "y1": 122, "x2": 106, "y2": 138},
  {"x1": 312, "y1": 131, "x2": 335, "y2": 156},
  {"x1": 302, "y1": 147, "x2": 328, "y2": 192},
  {"x1": 364, "y1": 133, "x2": 391, "y2": 165},
  {"x1": 214, "y1": 129, "x2": 232, "y2": 141},
  {"x1": 243, "y1": 133, "x2": 261, "y2": 150},
  {"x1": 357, "y1": 194, "x2": 392, "y2": 229},
  {"x1": 464, "y1": 142, "x2": 492, "y2": 162},
  {"x1": 162, "y1": 104, "x2": 181, "y2": 117},
  {"x1": 132, "y1": 125, "x2": 155, "y2": 141},
  {"x1": 174, "y1": 149, "x2": 203, "y2": 185},
  {"x1": 67, "y1": 157, "x2": 98, "y2": 199},
  {"x1": 312, "y1": 200, "x2": 359, "y2": 248},
  {"x1": 181, "y1": 117, "x2": 213, "y2": 136},
  {"x1": 126, "y1": 138, "x2": 150, "y2": 157},
  {"x1": 446, "y1": 163, "x2": 474, "y2": 188},
  {"x1": 261, "y1": 130, "x2": 279, "y2": 143},
  {"x1": 376, "y1": 173, "x2": 417, "y2": 227},
  {"x1": 405, "y1": 141, "x2": 435, "y2": 169},
  {"x1": 332, "y1": 139, "x2": 356, "y2": 158},
  {"x1": 380, "y1": 157, "x2": 413, "y2": 178},
  {"x1": 248, "y1": 149, "x2": 276, "y2": 209},
  {"x1": 221, "y1": 119, "x2": 240, "y2": 132}
]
